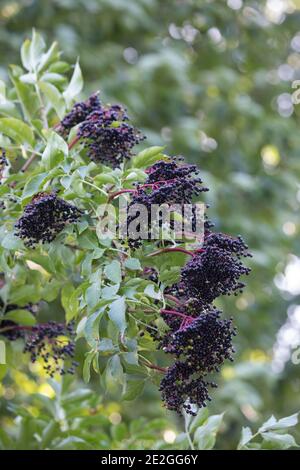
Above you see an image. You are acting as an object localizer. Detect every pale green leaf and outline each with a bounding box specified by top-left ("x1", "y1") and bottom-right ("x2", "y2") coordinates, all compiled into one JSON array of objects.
[
  {"x1": 63, "y1": 60, "x2": 83, "y2": 106},
  {"x1": 0, "y1": 118, "x2": 35, "y2": 146},
  {"x1": 108, "y1": 296, "x2": 127, "y2": 335}
]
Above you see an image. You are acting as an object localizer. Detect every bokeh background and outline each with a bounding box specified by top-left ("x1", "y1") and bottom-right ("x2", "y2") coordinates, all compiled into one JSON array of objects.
[{"x1": 1, "y1": 0, "x2": 300, "y2": 449}]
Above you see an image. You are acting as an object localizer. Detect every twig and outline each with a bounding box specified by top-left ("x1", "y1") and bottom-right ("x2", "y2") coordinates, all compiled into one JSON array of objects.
[
  {"x1": 20, "y1": 153, "x2": 38, "y2": 172},
  {"x1": 68, "y1": 135, "x2": 80, "y2": 150},
  {"x1": 147, "y1": 247, "x2": 195, "y2": 257},
  {"x1": 108, "y1": 188, "x2": 136, "y2": 202},
  {"x1": 164, "y1": 294, "x2": 182, "y2": 306}
]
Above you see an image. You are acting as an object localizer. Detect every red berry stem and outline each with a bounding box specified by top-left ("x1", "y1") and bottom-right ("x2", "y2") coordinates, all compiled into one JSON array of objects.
[
  {"x1": 0, "y1": 325, "x2": 33, "y2": 334},
  {"x1": 160, "y1": 309, "x2": 194, "y2": 322},
  {"x1": 108, "y1": 188, "x2": 137, "y2": 202},
  {"x1": 148, "y1": 247, "x2": 195, "y2": 257},
  {"x1": 164, "y1": 294, "x2": 182, "y2": 306},
  {"x1": 68, "y1": 135, "x2": 81, "y2": 150}
]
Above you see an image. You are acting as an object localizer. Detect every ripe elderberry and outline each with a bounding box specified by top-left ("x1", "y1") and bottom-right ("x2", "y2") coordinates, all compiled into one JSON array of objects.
[
  {"x1": 126, "y1": 158, "x2": 208, "y2": 248},
  {"x1": 77, "y1": 102, "x2": 145, "y2": 167},
  {"x1": 23, "y1": 321, "x2": 77, "y2": 377},
  {"x1": 58, "y1": 92, "x2": 101, "y2": 134},
  {"x1": 135, "y1": 157, "x2": 208, "y2": 205},
  {"x1": 158, "y1": 307, "x2": 235, "y2": 414},
  {"x1": 159, "y1": 361, "x2": 215, "y2": 414},
  {"x1": 180, "y1": 233, "x2": 251, "y2": 305},
  {"x1": 161, "y1": 309, "x2": 236, "y2": 373},
  {"x1": 15, "y1": 191, "x2": 82, "y2": 247}
]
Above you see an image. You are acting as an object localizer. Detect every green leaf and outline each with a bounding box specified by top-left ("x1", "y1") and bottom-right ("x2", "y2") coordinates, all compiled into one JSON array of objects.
[
  {"x1": 108, "y1": 296, "x2": 127, "y2": 335},
  {"x1": 38, "y1": 41, "x2": 59, "y2": 72},
  {"x1": 105, "y1": 354, "x2": 124, "y2": 386},
  {"x1": 22, "y1": 172, "x2": 48, "y2": 201},
  {"x1": 0, "y1": 365, "x2": 8, "y2": 382},
  {"x1": 63, "y1": 60, "x2": 83, "y2": 106},
  {"x1": 190, "y1": 408, "x2": 209, "y2": 432},
  {"x1": 84, "y1": 309, "x2": 105, "y2": 347},
  {"x1": 144, "y1": 284, "x2": 162, "y2": 300},
  {"x1": 0, "y1": 118, "x2": 35, "y2": 146},
  {"x1": 9, "y1": 68, "x2": 39, "y2": 121},
  {"x1": 39, "y1": 81, "x2": 65, "y2": 118},
  {"x1": 104, "y1": 260, "x2": 122, "y2": 284},
  {"x1": 98, "y1": 338, "x2": 116, "y2": 354},
  {"x1": 0, "y1": 229, "x2": 23, "y2": 250},
  {"x1": 111, "y1": 423, "x2": 127, "y2": 441},
  {"x1": 122, "y1": 378, "x2": 145, "y2": 401},
  {"x1": 102, "y1": 284, "x2": 120, "y2": 299},
  {"x1": 261, "y1": 432, "x2": 298, "y2": 450},
  {"x1": 9, "y1": 285, "x2": 40, "y2": 304},
  {"x1": 238, "y1": 427, "x2": 253, "y2": 449},
  {"x1": 85, "y1": 269, "x2": 102, "y2": 309},
  {"x1": 4, "y1": 309, "x2": 36, "y2": 326},
  {"x1": 42, "y1": 130, "x2": 68, "y2": 170},
  {"x1": 29, "y1": 30, "x2": 46, "y2": 71},
  {"x1": 194, "y1": 414, "x2": 224, "y2": 450},
  {"x1": 61, "y1": 283, "x2": 79, "y2": 323},
  {"x1": 21, "y1": 39, "x2": 31, "y2": 71},
  {"x1": 0, "y1": 80, "x2": 19, "y2": 118},
  {"x1": 125, "y1": 258, "x2": 142, "y2": 271},
  {"x1": 83, "y1": 351, "x2": 96, "y2": 383},
  {"x1": 131, "y1": 146, "x2": 164, "y2": 168},
  {"x1": 259, "y1": 413, "x2": 298, "y2": 433}
]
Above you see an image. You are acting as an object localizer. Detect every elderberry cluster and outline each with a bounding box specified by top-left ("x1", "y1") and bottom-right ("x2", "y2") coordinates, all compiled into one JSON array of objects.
[
  {"x1": 15, "y1": 191, "x2": 82, "y2": 247},
  {"x1": 146, "y1": 185, "x2": 251, "y2": 414},
  {"x1": 180, "y1": 233, "x2": 251, "y2": 306},
  {"x1": 158, "y1": 308, "x2": 236, "y2": 414},
  {"x1": 23, "y1": 321, "x2": 77, "y2": 377},
  {"x1": 160, "y1": 361, "x2": 215, "y2": 414},
  {"x1": 59, "y1": 93, "x2": 101, "y2": 134},
  {"x1": 0, "y1": 300, "x2": 76, "y2": 376},
  {"x1": 135, "y1": 157, "x2": 208, "y2": 205},
  {"x1": 58, "y1": 93, "x2": 145, "y2": 167},
  {"x1": 77, "y1": 105, "x2": 145, "y2": 167},
  {"x1": 126, "y1": 157, "x2": 208, "y2": 248}
]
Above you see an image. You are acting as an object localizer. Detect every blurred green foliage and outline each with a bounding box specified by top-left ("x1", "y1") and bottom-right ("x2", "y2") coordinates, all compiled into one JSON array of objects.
[{"x1": 1, "y1": 0, "x2": 300, "y2": 449}]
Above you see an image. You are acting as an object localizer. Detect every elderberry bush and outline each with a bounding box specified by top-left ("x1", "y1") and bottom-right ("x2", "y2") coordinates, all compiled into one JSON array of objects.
[{"x1": 0, "y1": 32, "x2": 251, "y2": 423}]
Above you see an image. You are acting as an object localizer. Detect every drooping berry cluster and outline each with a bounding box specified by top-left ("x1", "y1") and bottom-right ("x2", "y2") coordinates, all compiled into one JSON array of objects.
[
  {"x1": 77, "y1": 105, "x2": 145, "y2": 167},
  {"x1": 58, "y1": 93, "x2": 145, "y2": 167},
  {"x1": 125, "y1": 157, "x2": 208, "y2": 247},
  {"x1": 136, "y1": 169, "x2": 252, "y2": 414},
  {"x1": 135, "y1": 157, "x2": 208, "y2": 205},
  {"x1": 24, "y1": 321, "x2": 77, "y2": 377},
  {"x1": 160, "y1": 361, "x2": 215, "y2": 415},
  {"x1": 0, "y1": 313, "x2": 77, "y2": 377},
  {"x1": 58, "y1": 93, "x2": 101, "y2": 134},
  {"x1": 180, "y1": 233, "x2": 251, "y2": 306},
  {"x1": 15, "y1": 191, "x2": 82, "y2": 247},
  {"x1": 159, "y1": 308, "x2": 236, "y2": 414}
]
